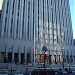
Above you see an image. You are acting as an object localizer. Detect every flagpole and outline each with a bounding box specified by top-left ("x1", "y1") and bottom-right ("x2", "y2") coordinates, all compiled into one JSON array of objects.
[{"x1": 34, "y1": 22, "x2": 35, "y2": 63}]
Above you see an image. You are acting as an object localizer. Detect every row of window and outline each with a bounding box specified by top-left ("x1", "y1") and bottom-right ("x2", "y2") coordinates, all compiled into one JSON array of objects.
[{"x1": 3, "y1": 0, "x2": 72, "y2": 45}]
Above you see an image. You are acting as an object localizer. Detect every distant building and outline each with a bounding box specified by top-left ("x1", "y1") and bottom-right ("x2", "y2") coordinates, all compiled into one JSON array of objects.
[{"x1": 0, "y1": 0, "x2": 74, "y2": 64}]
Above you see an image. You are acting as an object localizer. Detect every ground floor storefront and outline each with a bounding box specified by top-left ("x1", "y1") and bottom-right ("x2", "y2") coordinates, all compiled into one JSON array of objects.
[
  {"x1": 0, "y1": 52, "x2": 31, "y2": 64},
  {"x1": 0, "y1": 52, "x2": 75, "y2": 65},
  {"x1": 38, "y1": 54, "x2": 75, "y2": 64}
]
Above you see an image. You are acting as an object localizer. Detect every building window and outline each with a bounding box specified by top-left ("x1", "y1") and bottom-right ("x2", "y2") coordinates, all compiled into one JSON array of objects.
[
  {"x1": 62, "y1": 10, "x2": 63, "y2": 17},
  {"x1": 47, "y1": 0, "x2": 49, "y2": 31},
  {"x1": 22, "y1": 1, "x2": 25, "y2": 38},
  {"x1": 12, "y1": 0, "x2": 15, "y2": 15},
  {"x1": 63, "y1": 18, "x2": 64, "y2": 27},
  {"x1": 53, "y1": 32, "x2": 54, "y2": 43},
  {"x1": 59, "y1": 10, "x2": 60, "y2": 21},
  {"x1": 17, "y1": 0, "x2": 20, "y2": 16},
  {"x1": 71, "y1": 39, "x2": 72, "y2": 45},
  {"x1": 4, "y1": 17, "x2": 7, "y2": 33},
  {"x1": 10, "y1": 18, "x2": 13, "y2": 35},
  {"x1": 18, "y1": 0, "x2": 20, "y2": 10},
  {"x1": 16, "y1": 19, "x2": 18, "y2": 37},
  {"x1": 56, "y1": 15, "x2": 58, "y2": 32},
  {"x1": 27, "y1": 1, "x2": 30, "y2": 39},
  {"x1": 61, "y1": 0, "x2": 62, "y2": 7},
  {"x1": 51, "y1": 0, "x2": 52, "y2": 5},
  {"x1": 33, "y1": 0, "x2": 35, "y2": 40},
  {"x1": 22, "y1": 21, "x2": 24, "y2": 38},
  {"x1": 57, "y1": 35, "x2": 58, "y2": 43},
  {"x1": 64, "y1": 0, "x2": 65, "y2": 7},
  {"x1": 52, "y1": 9, "x2": 53, "y2": 24},
  {"x1": 65, "y1": 8, "x2": 66, "y2": 16},
  {"x1": 68, "y1": 38, "x2": 69, "y2": 44},
  {"x1": 64, "y1": 33, "x2": 65, "y2": 43},
  {"x1": 23, "y1": 0, "x2": 25, "y2": 17},
  {"x1": 55, "y1": 1, "x2": 56, "y2": 13},
  {"x1": 60, "y1": 25, "x2": 61, "y2": 35},
  {"x1": 6, "y1": 1, "x2": 9, "y2": 14},
  {"x1": 43, "y1": 0, "x2": 44, "y2": 29},
  {"x1": 38, "y1": 0, "x2": 39, "y2": 39},
  {"x1": 58, "y1": 0, "x2": 59, "y2": 8}
]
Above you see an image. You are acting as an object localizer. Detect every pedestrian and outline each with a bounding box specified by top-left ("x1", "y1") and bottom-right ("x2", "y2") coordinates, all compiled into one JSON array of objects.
[
  {"x1": 11, "y1": 68, "x2": 12, "y2": 73},
  {"x1": 26, "y1": 67, "x2": 28, "y2": 72}
]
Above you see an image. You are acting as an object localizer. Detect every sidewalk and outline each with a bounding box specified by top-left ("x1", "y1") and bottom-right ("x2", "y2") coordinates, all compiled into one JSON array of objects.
[{"x1": 0, "y1": 63, "x2": 75, "y2": 73}]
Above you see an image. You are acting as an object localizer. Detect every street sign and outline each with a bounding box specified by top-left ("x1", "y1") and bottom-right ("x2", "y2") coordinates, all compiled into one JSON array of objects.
[{"x1": 42, "y1": 46, "x2": 47, "y2": 52}]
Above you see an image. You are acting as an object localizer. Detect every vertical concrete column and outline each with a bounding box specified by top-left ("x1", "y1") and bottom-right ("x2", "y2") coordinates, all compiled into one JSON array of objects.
[
  {"x1": 18, "y1": 45, "x2": 21, "y2": 63},
  {"x1": 12, "y1": 45, "x2": 14, "y2": 63},
  {"x1": 26, "y1": 1, "x2": 28, "y2": 40},
  {"x1": 25, "y1": 47, "x2": 27, "y2": 64},
  {"x1": 24, "y1": 45, "x2": 26, "y2": 64},
  {"x1": 5, "y1": 51, "x2": 8, "y2": 61},
  {"x1": 12, "y1": 52, "x2": 14, "y2": 63},
  {"x1": 5, "y1": 44, "x2": 8, "y2": 61},
  {"x1": 19, "y1": 52, "x2": 21, "y2": 63}
]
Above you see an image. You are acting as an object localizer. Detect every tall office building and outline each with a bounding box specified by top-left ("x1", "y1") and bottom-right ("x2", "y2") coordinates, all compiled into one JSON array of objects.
[
  {"x1": 0, "y1": 10, "x2": 2, "y2": 38},
  {"x1": 0, "y1": 10, "x2": 1, "y2": 19},
  {"x1": 0, "y1": 0, "x2": 74, "y2": 64}
]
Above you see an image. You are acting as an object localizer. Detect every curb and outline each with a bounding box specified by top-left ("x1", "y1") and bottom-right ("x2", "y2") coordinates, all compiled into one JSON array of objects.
[
  {"x1": 0, "y1": 73, "x2": 31, "y2": 75},
  {"x1": 63, "y1": 70, "x2": 75, "y2": 74}
]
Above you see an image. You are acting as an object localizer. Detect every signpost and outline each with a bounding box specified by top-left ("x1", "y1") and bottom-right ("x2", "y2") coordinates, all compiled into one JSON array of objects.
[{"x1": 42, "y1": 46, "x2": 47, "y2": 67}]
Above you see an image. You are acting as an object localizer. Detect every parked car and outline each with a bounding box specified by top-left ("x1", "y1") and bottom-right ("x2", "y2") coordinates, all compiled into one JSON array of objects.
[{"x1": 31, "y1": 68, "x2": 63, "y2": 75}]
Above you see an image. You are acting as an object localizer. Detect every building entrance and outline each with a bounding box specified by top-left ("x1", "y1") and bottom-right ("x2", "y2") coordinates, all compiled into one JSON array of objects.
[
  {"x1": 14, "y1": 53, "x2": 18, "y2": 63},
  {"x1": 27, "y1": 53, "x2": 31, "y2": 64},
  {"x1": 49, "y1": 55, "x2": 52, "y2": 64},
  {"x1": 21, "y1": 53, "x2": 24, "y2": 64},
  {"x1": 8, "y1": 52, "x2": 12, "y2": 62},
  {"x1": 1, "y1": 52, "x2": 5, "y2": 63}
]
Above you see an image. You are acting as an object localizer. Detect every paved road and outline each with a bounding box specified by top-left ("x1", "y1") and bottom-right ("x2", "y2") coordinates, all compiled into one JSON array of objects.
[
  {"x1": 1, "y1": 63, "x2": 75, "y2": 75},
  {"x1": 63, "y1": 72, "x2": 75, "y2": 75},
  {"x1": 0, "y1": 73, "x2": 75, "y2": 75}
]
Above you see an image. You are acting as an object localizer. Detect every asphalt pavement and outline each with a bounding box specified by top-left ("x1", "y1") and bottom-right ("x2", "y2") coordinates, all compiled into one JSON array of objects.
[{"x1": 0, "y1": 63, "x2": 75, "y2": 75}]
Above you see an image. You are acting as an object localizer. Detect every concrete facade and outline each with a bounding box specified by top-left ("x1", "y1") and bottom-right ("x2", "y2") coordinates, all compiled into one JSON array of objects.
[
  {"x1": 0, "y1": 0, "x2": 75, "y2": 64},
  {"x1": 0, "y1": 10, "x2": 2, "y2": 36}
]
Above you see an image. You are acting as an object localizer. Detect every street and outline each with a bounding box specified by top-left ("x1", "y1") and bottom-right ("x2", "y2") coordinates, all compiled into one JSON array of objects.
[{"x1": 63, "y1": 73, "x2": 75, "y2": 75}]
